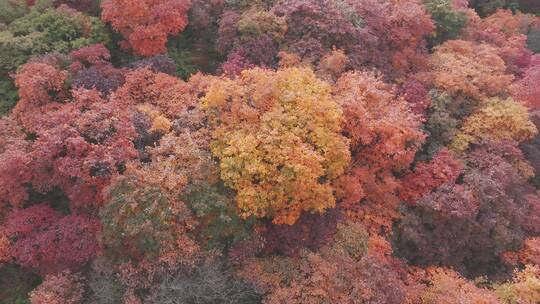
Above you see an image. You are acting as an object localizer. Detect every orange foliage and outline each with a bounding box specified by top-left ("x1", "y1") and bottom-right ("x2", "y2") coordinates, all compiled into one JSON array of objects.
[
  {"x1": 451, "y1": 97, "x2": 538, "y2": 151},
  {"x1": 277, "y1": 51, "x2": 302, "y2": 68},
  {"x1": 420, "y1": 40, "x2": 514, "y2": 100},
  {"x1": 464, "y1": 9, "x2": 540, "y2": 74},
  {"x1": 400, "y1": 148, "x2": 463, "y2": 204},
  {"x1": 114, "y1": 68, "x2": 195, "y2": 117},
  {"x1": 0, "y1": 229, "x2": 9, "y2": 264},
  {"x1": 317, "y1": 48, "x2": 349, "y2": 80},
  {"x1": 495, "y1": 265, "x2": 540, "y2": 304},
  {"x1": 101, "y1": 0, "x2": 192, "y2": 56},
  {"x1": 504, "y1": 238, "x2": 540, "y2": 267},
  {"x1": 238, "y1": 222, "x2": 411, "y2": 304},
  {"x1": 419, "y1": 267, "x2": 500, "y2": 304},
  {"x1": 203, "y1": 67, "x2": 350, "y2": 225},
  {"x1": 332, "y1": 71, "x2": 425, "y2": 233},
  {"x1": 13, "y1": 61, "x2": 68, "y2": 130},
  {"x1": 29, "y1": 271, "x2": 85, "y2": 304}
]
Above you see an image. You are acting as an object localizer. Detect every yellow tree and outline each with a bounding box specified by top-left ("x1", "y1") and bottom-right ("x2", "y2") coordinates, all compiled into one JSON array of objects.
[
  {"x1": 452, "y1": 97, "x2": 538, "y2": 151},
  {"x1": 202, "y1": 67, "x2": 350, "y2": 225}
]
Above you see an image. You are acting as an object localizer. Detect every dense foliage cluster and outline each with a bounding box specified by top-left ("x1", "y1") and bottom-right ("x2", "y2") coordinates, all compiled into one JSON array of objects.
[{"x1": 0, "y1": 0, "x2": 539, "y2": 303}]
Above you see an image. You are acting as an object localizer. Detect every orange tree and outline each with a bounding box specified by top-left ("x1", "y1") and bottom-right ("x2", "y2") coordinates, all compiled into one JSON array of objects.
[{"x1": 202, "y1": 67, "x2": 350, "y2": 225}]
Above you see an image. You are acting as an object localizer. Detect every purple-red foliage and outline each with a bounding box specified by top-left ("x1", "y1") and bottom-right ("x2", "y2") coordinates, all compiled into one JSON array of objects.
[
  {"x1": 400, "y1": 78, "x2": 432, "y2": 116},
  {"x1": 128, "y1": 55, "x2": 177, "y2": 75},
  {"x1": 217, "y1": 11, "x2": 241, "y2": 55},
  {"x1": 5, "y1": 204, "x2": 101, "y2": 274},
  {"x1": 260, "y1": 209, "x2": 340, "y2": 257},
  {"x1": 220, "y1": 36, "x2": 278, "y2": 76},
  {"x1": 273, "y1": 0, "x2": 363, "y2": 63},
  {"x1": 70, "y1": 45, "x2": 126, "y2": 96},
  {"x1": 395, "y1": 142, "x2": 540, "y2": 277},
  {"x1": 520, "y1": 113, "x2": 540, "y2": 187},
  {"x1": 29, "y1": 89, "x2": 138, "y2": 210},
  {"x1": 400, "y1": 149, "x2": 463, "y2": 204},
  {"x1": 70, "y1": 44, "x2": 111, "y2": 67},
  {"x1": 72, "y1": 66, "x2": 126, "y2": 96},
  {"x1": 512, "y1": 55, "x2": 540, "y2": 110}
]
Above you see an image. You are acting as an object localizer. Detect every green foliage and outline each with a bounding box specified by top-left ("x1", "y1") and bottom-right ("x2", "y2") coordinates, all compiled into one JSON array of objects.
[
  {"x1": 528, "y1": 28, "x2": 540, "y2": 53},
  {"x1": 236, "y1": 9, "x2": 287, "y2": 42},
  {"x1": 101, "y1": 178, "x2": 176, "y2": 262},
  {"x1": 421, "y1": 91, "x2": 479, "y2": 157},
  {"x1": 167, "y1": 48, "x2": 198, "y2": 79},
  {"x1": 166, "y1": 31, "x2": 219, "y2": 78},
  {"x1": 6, "y1": 8, "x2": 109, "y2": 55},
  {"x1": 0, "y1": 79, "x2": 18, "y2": 115},
  {"x1": 0, "y1": 7, "x2": 110, "y2": 75},
  {"x1": 101, "y1": 174, "x2": 199, "y2": 264},
  {"x1": 0, "y1": 0, "x2": 30, "y2": 25},
  {"x1": 472, "y1": 0, "x2": 511, "y2": 16},
  {"x1": 0, "y1": 265, "x2": 41, "y2": 304},
  {"x1": 183, "y1": 182, "x2": 256, "y2": 252},
  {"x1": 0, "y1": 6, "x2": 109, "y2": 114},
  {"x1": 424, "y1": 0, "x2": 468, "y2": 45}
]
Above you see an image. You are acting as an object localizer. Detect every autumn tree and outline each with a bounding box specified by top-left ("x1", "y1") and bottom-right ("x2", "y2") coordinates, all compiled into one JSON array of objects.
[
  {"x1": 400, "y1": 78, "x2": 432, "y2": 117},
  {"x1": 494, "y1": 265, "x2": 540, "y2": 303},
  {"x1": 451, "y1": 97, "x2": 537, "y2": 151},
  {"x1": 100, "y1": 164, "x2": 202, "y2": 303},
  {"x1": 100, "y1": 172, "x2": 199, "y2": 266},
  {"x1": 0, "y1": 117, "x2": 32, "y2": 209},
  {"x1": 511, "y1": 55, "x2": 540, "y2": 109},
  {"x1": 332, "y1": 71, "x2": 425, "y2": 233},
  {"x1": 238, "y1": 222, "x2": 412, "y2": 304},
  {"x1": 4, "y1": 204, "x2": 101, "y2": 274},
  {"x1": 420, "y1": 40, "x2": 514, "y2": 100},
  {"x1": 399, "y1": 148, "x2": 463, "y2": 204},
  {"x1": 270, "y1": 0, "x2": 363, "y2": 65},
  {"x1": 29, "y1": 89, "x2": 138, "y2": 210},
  {"x1": 29, "y1": 270, "x2": 86, "y2": 304},
  {"x1": 217, "y1": 8, "x2": 285, "y2": 75},
  {"x1": 12, "y1": 57, "x2": 69, "y2": 129},
  {"x1": 202, "y1": 67, "x2": 350, "y2": 225},
  {"x1": 0, "y1": 4, "x2": 109, "y2": 113},
  {"x1": 503, "y1": 237, "x2": 540, "y2": 267},
  {"x1": 349, "y1": 0, "x2": 435, "y2": 77},
  {"x1": 101, "y1": 0, "x2": 192, "y2": 56},
  {"x1": 70, "y1": 44, "x2": 126, "y2": 97},
  {"x1": 424, "y1": 0, "x2": 468, "y2": 45},
  {"x1": 216, "y1": 0, "x2": 434, "y2": 78},
  {"x1": 394, "y1": 142, "x2": 540, "y2": 277},
  {"x1": 419, "y1": 267, "x2": 500, "y2": 303}
]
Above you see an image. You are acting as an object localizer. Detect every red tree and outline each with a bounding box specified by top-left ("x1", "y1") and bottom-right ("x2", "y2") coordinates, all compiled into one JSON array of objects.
[
  {"x1": 400, "y1": 149, "x2": 463, "y2": 204},
  {"x1": 332, "y1": 71, "x2": 425, "y2": 233},
  {"x1": 5, "y1": 204, "x2": 101, "y2": 274},
  {"x1": 101, "y1": 0, "x2": 192, "y2": 56}
]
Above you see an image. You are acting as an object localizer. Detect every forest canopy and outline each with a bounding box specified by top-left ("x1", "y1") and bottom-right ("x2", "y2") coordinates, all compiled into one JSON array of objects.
[{"x1": 0, "y1": 0, "x2": 540, "y2": 303}]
